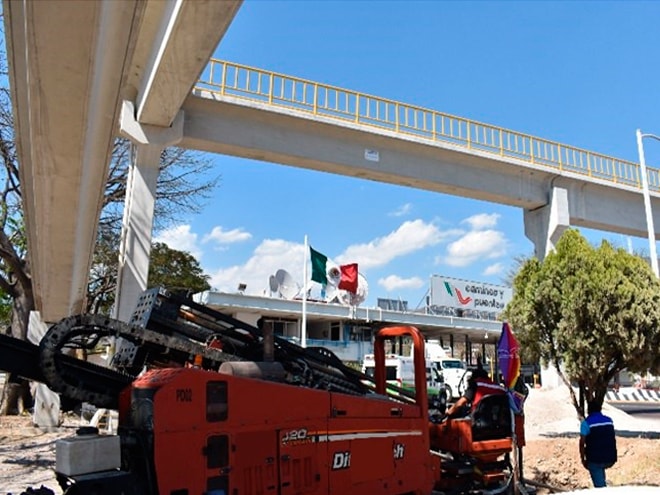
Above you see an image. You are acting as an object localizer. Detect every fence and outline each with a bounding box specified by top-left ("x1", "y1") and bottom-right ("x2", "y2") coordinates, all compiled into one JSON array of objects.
[{"x1": 195, "y1": 59, "x2": 657, "y2": 191}]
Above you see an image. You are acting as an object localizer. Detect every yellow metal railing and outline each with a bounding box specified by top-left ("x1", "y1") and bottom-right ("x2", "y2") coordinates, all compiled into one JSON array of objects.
[{"x1": 195, "y1": 59, "x2": 660, "y2": 192}]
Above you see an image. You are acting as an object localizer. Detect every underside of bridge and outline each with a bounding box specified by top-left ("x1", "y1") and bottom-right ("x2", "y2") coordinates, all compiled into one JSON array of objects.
[{"x1": 3, "y1": 0, "x2": 242, "y2": 322}]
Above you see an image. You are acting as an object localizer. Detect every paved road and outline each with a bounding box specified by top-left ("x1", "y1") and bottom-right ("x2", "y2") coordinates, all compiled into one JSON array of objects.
[
  {"x1": 615, "y1": 402, "x2": 660, "y2": 421},
  {"x1": 609, "y1": 402, "x2": 660, "y2": 437}
]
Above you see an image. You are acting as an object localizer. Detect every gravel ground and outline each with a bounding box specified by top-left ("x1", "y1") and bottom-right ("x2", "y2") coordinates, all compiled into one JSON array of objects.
[{"x1": 1, "y1": 385, "x2": 659, "y2": 494}]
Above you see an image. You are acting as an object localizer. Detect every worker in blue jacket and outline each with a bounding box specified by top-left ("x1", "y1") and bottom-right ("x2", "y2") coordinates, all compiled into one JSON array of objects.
[{"x1": 579, "y1": 400, "x2": 617, "y2": 488}]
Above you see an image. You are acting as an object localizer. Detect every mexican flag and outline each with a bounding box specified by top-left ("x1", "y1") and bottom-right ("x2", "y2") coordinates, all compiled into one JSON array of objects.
[{"x1": 310, "y1": 246, "x2": 359, "y2": 294}]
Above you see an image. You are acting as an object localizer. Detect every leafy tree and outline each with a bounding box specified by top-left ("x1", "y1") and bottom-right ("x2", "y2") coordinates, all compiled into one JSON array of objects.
[
  {"x1": 148, "y1": 242, "x2": 210, "y2": 294},
  {"x1": 87, "y1": 237, "x2": 211, "y2": 315},
  {"x1": 505, "y1": 229, "x2": 660, "y2": 416}
]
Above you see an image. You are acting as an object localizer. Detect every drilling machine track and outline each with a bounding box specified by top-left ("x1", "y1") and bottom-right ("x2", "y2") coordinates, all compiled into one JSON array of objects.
[{"x1": 15, "y1": 288, "x2": 381, "y2": 410}]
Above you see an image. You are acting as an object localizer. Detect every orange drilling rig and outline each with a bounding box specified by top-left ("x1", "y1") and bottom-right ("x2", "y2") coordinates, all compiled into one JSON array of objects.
[{"x1": 0, "y1": 288, "x2": 519, "y2": 495}]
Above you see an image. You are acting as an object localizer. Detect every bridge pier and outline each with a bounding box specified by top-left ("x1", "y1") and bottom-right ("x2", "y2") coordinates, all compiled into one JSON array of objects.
[
  {"x1": 114, "y1": 101, "x2": 183, "y2": 322},
  {"x1": 28, "y1": 312, "x2": 61, "y2": 429},
  {"x1": 523, "y1": 186, "x2": 570, "y2": 259}
]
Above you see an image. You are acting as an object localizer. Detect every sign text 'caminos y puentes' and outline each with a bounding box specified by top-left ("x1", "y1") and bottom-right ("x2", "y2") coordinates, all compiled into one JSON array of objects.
[{"x1": 429, "y1": 276, "x2": 512, "y2": 312}]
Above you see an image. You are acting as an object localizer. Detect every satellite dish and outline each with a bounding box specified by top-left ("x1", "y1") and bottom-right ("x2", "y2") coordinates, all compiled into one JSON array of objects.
[
  {"x1": 338, "y1": 272, "x2": 369, "y2": 306},
  {"x1": 275, "y1": 269, "x2": 300, "y2": 299},
  {"x1": 268, "y1": 275, "x2": 279, "y2": 296}
]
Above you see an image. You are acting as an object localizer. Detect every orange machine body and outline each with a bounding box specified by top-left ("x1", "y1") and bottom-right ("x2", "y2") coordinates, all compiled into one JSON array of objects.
[
  {"x1": 122, "y1": 364, "x2": 440, "y2": 495},
  {"x1": 108, "y1": 324, "x2": 515, "y2": 495},
  {"x1": 430, "y1": 402, "x2": 514, "y2": 488}
]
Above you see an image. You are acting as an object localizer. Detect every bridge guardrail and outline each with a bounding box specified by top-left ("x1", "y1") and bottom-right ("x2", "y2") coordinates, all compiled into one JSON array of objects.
[{"x1": 195, "y1": 59, "x2": 659, "y2": 192}]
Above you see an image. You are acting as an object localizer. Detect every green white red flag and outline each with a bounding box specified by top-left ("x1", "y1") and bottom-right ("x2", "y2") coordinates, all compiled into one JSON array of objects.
[{"x1": 309, "y1": 247, "x2": 358, "y2": 294}]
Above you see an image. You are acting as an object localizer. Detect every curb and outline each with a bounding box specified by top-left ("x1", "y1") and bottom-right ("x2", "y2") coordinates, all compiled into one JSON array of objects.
[{"x1": 606, "y1": 389, "x2": 660, "y2": 402}]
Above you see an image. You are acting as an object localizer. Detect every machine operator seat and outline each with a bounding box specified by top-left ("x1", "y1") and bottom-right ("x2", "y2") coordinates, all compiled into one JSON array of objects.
[
  {"x1": 429, "y1": 392, "x2": 513, "y2": 457},
  {"x1": 471, "y1": 393, "x2": 512, "y2": 441},
  {"x1": 429, "y1": 391, "x2": 514, "y2": 488}
]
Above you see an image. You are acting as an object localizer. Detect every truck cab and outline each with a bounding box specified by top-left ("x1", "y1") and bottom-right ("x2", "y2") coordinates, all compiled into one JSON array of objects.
[
  {"x1": 421, "y1": 341, "x2": 467, "y2": 400},
  {"x1": 431, "y1": 357, "x2": 468, "y2": 400}
]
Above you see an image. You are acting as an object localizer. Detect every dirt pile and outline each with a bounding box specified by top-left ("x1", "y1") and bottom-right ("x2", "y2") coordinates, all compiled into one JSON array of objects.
[{"x1": 523, "y1": 436, "x2": 660, "y2": 492}]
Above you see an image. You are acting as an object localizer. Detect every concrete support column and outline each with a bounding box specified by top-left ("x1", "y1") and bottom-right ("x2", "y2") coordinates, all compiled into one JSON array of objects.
[
  {"x1": 28, "y1": 312, "x2": 60, "y2": 429},
  {"x1": 114, "y1": 101, "x2": 183, "y2": 322},
  {"x1": 524, "y1": 186, "x2": 570, "y2": 259},
  {"x1": 114, "y1": 144, "x2": 162, "y2": 322}
]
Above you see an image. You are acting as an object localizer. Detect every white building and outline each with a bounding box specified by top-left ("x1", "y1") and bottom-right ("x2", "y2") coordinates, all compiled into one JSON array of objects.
[{"x1": 198, "y1": 291, "x2": 505, "y2": 365}]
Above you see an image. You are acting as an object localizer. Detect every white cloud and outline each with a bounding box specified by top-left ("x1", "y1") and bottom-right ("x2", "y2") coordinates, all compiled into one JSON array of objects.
[
  {"x1": 444, "y1": 230, "x2": 508, "y2": 267},
  {"x1": 462, "y1": 213, "x2": 500, "y2": 230},
  {"x1": 207, "y1": 239, "x2": 304, "y2": 295},
  {"x1": 202, "y1": 220, "x2": 468, "y2": 301},
  {"x1": 483, "y1": 262, "x2": 504, "y2": 276},
  {"x1": 337, "y1": 219, "x2": 463, "y2": 269},
  {"x1": 203, "y1": 226, "x2": 252, "y2": 245},
  {"x1": 389, "y1": 203, "x2": 413, "y2": 217},
  {"x1": 153, "y1": 225, "x2": 202, "y2": 260},
  {"x1": 378, "y1": 275, "x2": 425, "y2": 292}
]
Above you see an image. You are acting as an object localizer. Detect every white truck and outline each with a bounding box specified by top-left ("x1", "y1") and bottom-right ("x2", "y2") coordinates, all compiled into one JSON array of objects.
[
  {"x1": 361, "y1": 353, "x2": 445, "y2": 400},
  {"x1": 362, "y1": 344, "x2": 468, "y2": 401},
  {"x1": 361, "y1": 353, "x2": 414, "y2": 389},
  {"x1": 421, "y1": 341, "x2": 469, "y2": 400}
]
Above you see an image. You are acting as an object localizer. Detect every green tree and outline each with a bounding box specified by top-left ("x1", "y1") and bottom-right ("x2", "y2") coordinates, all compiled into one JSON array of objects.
[
  {"x1": 505, "y1": 229, "x2": 660, "y2": 416},
  {"x1": 148, "y1": 242, "x2": 210, "y2": 294},
  {"x1": 87, "y1": 238, "x2": 211, "y2": 315}
]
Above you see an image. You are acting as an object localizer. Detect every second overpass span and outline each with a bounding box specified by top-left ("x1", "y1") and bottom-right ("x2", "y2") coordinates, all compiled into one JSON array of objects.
[{"x1": 184, "y1": 59, "x2": 660, "y2": 257}]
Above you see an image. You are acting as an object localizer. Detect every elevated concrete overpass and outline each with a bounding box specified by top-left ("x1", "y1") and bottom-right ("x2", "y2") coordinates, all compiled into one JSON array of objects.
[
  {"x1": 186, "y1": 60, "x2": 660, "y2": 253},
  {"x1": 5, "y1": 3, "x2": 660, "y2": 327},
  {"x1": 3, "y1": 0, "x2": 242, "y2": 322}
]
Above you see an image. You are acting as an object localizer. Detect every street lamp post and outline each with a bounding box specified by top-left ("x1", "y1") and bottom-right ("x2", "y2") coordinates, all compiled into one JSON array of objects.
[{"x1": 636, "y1": 129, "x2": 660, "y2": 278}]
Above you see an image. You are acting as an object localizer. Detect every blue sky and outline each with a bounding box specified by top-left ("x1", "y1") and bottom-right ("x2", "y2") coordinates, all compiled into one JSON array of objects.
[{"x1": 155, "y1": 1, "x2": 660, "y2": 308}]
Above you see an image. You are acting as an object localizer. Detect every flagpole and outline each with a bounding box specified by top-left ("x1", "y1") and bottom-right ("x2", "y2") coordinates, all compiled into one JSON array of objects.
[{"x1": 301, "y1": 235, "x2": 308, "y2": 348}]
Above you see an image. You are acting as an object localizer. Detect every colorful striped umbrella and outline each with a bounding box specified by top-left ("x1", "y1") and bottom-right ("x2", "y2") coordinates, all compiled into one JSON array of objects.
[{"x1": 497, "y1": 322, "x2": 521, "y2": 390}]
